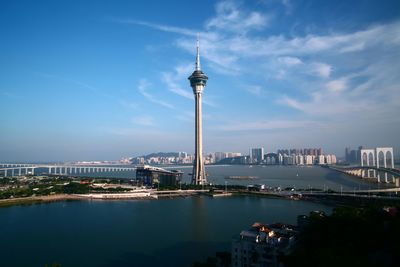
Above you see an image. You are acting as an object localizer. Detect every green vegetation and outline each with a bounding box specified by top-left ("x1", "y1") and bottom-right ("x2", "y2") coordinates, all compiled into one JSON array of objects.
[
  {"x1": 61, "y1": 182, "x2": 89, "y2": 194},
  {"x1": 0, "y1": 176, "x2": 134, "y2": 201},
  {"x1": 282, "y1": 206, "x2": 400, "y2": 267}
]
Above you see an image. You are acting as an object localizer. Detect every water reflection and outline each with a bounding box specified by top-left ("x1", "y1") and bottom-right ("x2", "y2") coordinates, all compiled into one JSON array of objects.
[{"x1": 192, "y1": 196, "x2": 207, "y2": 241}]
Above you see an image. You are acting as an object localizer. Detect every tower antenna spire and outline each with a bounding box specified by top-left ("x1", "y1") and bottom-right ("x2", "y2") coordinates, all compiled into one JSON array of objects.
[{"x1": 196, "y1": 33, "x2": 201, "y2": 71}]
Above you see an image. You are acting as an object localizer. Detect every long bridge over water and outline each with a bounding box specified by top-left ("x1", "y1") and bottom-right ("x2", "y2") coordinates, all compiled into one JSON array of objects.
[
  {"x1": 326, "y1": 147, "x2": 400, "y2": 187},
  {"x1": 0, "y1": 163, "x2": 136, "y2": 177},
  {"x1": 329, "y1": 165, "x2": 400, "y2": 186}
]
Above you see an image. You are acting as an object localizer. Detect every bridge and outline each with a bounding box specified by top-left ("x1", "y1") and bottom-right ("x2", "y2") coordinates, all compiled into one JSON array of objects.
[
  {"x1": 0, "y1": 163, "x2": 136, "y2": 177},
  {"x1": 327, "y1": 147, "x2": 400, "y2": 186},
  {"x1": 328, "y1": 165, "x2": 400, "y2": 186}
]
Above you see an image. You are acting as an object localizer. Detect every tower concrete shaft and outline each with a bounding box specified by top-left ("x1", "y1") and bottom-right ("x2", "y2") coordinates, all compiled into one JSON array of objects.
[{"x1": 188, "y1": 39, "x2": 208, "y2": 185}]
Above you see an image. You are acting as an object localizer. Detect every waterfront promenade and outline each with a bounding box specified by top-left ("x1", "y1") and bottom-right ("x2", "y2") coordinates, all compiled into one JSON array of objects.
[{"x1": 1, "y1": 187, "x2": 399, "y2": 208}]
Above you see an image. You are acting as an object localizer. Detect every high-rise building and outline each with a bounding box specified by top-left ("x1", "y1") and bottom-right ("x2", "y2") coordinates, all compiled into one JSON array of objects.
[
  {"x1": 345, "y1": 147, "x2": 350, "y2": 162},
  {"x1": 331, "y1": 155, "x2": 337, "y2": 164},
  {"x1": 188, "y1": 39, "x2": 208, "y2": 185},
  {"x1": 325, "y1": 155, "x2": 332, "y2": 164},
  {"x1": 215, "y1": 152, "x2": 226, "y2": 163},
  {"x1": 250, "y1": 147, "x2": 264, "y2": 163},
  {"x1": 305, "y1": 155, "x2": 314, "y2": 165},
  {"x1": 278, "y1": 153, "x2": 283, "y2": 165},
  {"x1": 295, "y1": 154, "x2": 304, "y2": 165},
  {"x1": 178, "y1": 152, "x2": 187, "y2": 159}
]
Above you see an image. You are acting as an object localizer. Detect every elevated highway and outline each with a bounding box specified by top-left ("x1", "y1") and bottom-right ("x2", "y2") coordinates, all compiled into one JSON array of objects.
[
  {"x1": 327, "y1": 165, "x2": 400, "y2": 186},
  {"x1": 0, "y1": 163, "x2": 136, "y2": 177}
]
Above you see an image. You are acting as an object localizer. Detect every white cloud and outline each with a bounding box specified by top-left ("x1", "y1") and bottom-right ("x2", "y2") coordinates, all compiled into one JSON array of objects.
[
  {"x1": 119, "y1": 100, "x2": 139, "y2": 110},
  {"x1": 161, "y1": 64, "x2": 193, "y2": 100},
  {"x1": 326, "y1": 78, "x2": 347, "y2": 92},
  {"x1": 205, "y1": 1, "x2": 269, "y2": 33},
  {"x1": 161, "y1": 63, "x2": 217, "y2": 106},
  {"x1": 113, "y1": 18, "x2": 197, "y2": 37},
  {"x1": 120, "y1": 4, "x2": 400, "y2": 149},
  {"x1": 278, "y1": 56, "x2": 302, "y2": 66},
  {"x1": 310, "y1": 62, "x2": 332, "y2": 78},
  {"x1": 137, "y1": 79, "x2": 175, "y2": 109},
  {"x1": 175, "y1": 111, "x2": 194, "y2": 122},
  {"x1": 244, "y1": 85, "x2": 262, "y2": 96},
  {"x1": 121, "y1": 10, "x2": 400, "y2": 69},
  {"x1": 218, "y1": 119, "x2": 316, "y2": 131},
  {"x1": 281, "y1": 0, "x2": 292, "y2": 12},
  {"x1": 132, "y1": 115, "x2": 154, "y2": 126},
  {"x1": 278, "y1": 95, "x2": 304, "y2": 110}
]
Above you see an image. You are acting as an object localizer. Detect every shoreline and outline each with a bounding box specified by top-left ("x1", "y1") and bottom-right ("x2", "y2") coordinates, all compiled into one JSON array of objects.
[
  {"x1": 0, "y1": 194, "x2": 86, "y2": 207},
  {"x1": 0, "y1": 191, "x2": 288, "y2": 207},
  {"x1": 1, "y1": 189, "x2": 399, "y2": 208}
]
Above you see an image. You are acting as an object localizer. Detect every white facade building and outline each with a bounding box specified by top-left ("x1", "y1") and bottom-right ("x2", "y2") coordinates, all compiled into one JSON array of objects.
[
  {"x1": 304, "y1": 155, "x2": 314, "y2": 165},
  {"x1": 317, "y1": 155, "x2": 325, "y2": 165}
]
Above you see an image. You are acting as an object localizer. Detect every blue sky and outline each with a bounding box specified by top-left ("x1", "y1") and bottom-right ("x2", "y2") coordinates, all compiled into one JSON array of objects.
[{"x1": 1, "y1": 0, "x2": 400, "y2": 162}]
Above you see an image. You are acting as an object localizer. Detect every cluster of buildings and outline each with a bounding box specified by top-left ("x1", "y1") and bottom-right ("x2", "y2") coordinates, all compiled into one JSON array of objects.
[
  {"x1": 249, "y1": 147, "x2": 337, "y2": 166},
  {"x1": 275, "y1": 153, "x2": 337, "y2": 165},
  {"x1": 130, "y1": 152, "x2": 194, "y2": 165},
  {"x1": 345, "y1": 146, "x2": 365, "y2": 164},
  {"x1": 127, "y1": 147, "x2": 337, "y2": 167},
  {"x1": 129, "y1": 151, "x2": 243, "y2": 166}
]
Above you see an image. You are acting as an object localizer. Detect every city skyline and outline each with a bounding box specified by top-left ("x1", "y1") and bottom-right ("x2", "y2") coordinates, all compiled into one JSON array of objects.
[{"x1": 1, "y1": 0, "x2": 400, "y2": 162}]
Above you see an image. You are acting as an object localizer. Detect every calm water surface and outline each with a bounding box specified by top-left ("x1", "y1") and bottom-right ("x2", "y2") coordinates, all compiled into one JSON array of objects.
[
  {"x1": 170, "y1": 165, "x2": 391, "y2": 191},
  {"x1": 0, "y1": 196, "x2": 333, "y2": 267},
  {"x1": 5, "y1": 164, "x2": 390, "y2": 266},
  {"x1": 56, "y1": 165, "x2": 392, "y2": 191}
]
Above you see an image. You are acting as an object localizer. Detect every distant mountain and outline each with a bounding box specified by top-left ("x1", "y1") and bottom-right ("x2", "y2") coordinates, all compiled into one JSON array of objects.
[{"x1": 140, "y1": 152, "x2": 180, "y2": 159}]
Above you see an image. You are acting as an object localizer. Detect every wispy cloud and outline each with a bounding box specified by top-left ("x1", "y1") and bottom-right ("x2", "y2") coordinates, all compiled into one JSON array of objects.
[
  {"x1": 119, "y1": 100, "x2": 139, "y2": 110},
  {"x1": 161, "y1": 64, "x2": 193, "y2": 100},
  {"x1": 243, "y1": 85, "x2": 263, "y2": 96},
  {"x1": 137, "y1": 79, "x2": 175, "y2": 109},
  {"x1": 326, "y1": 78, "x2": 347, "y2": 92},
  {"x1": 116, "y1": 1, "x2": 400, "y2": 148},
  {"x1": 309, "y1": 62, "x2": 332, "y2": 78},
  {"x1": 112, "y1": 18, "x2": 197, "y2": 37},
  {"x1": 175, "y1": 111, "x2": 194, "y2": 122},
  {"x1": 281, "y1": 0, "x2": 293, "y2": 14},
  {"x1": 205, "y1": 1, "x2": 270, "y2": 33},
  {"x1": 132, "y1": 115, "x2": 155, "y2": 126},
  {"x1": 278, "y1": 56, "x2": 302, "y2": 67},
  {"x1": 161, "y1": 63, "x2": 217, "y2": 107},
  {"x1": 218, "y1": 119, "x2": 317, "y2": 131}
]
